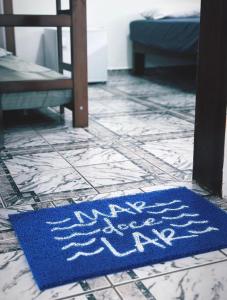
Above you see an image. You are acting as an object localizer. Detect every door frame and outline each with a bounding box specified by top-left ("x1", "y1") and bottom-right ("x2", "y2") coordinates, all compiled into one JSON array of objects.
[{"x1": 193, "y1": 0, "x2": 227, "y2": 196}]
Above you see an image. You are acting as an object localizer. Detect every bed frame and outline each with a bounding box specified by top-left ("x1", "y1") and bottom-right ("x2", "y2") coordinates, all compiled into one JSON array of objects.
[
  {"x1": 132, "y1": 41, "x2": 197, "y2": 75},
  {"x1": 0, "y1": 0, "x2": 88, "y2": 148}
]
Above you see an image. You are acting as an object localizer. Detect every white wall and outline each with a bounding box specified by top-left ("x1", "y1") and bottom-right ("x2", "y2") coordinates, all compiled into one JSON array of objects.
[
  {"x1": 0, "y1": 0, "x2": 200, "y2": 69},
  {"x1": 13, "y1": 0, "x2": 56, "y2": 65},
  {"x1": 87, "y1": 0, "x2": 200, "y2": 69}
]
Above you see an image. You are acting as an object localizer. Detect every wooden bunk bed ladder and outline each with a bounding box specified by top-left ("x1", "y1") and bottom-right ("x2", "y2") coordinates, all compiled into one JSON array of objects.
[{"x1": 0, "y1": 0, "x2": 88, "y2": 149}]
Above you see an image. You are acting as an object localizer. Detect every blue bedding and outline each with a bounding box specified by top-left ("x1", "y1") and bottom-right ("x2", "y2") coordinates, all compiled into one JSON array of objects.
[{"x1": 130, "y1": 17, "x2": 200, "y2": 55}]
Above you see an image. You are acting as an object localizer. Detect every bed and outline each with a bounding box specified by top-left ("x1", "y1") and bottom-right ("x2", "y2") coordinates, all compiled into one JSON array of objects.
[
  {"x1": 0, "y1": 53, "x2": 72, "y2": 111},
  {"x1": 0, "y1": 0, "x2": 88, "y2": 149},
  {"x1": 130, "y1": 17, "x2": 200, "y2": 74}
]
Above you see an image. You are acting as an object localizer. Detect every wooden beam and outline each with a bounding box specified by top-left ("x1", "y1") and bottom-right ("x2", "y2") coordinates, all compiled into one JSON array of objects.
[
  {"x1": 61, "y1": 62, "x2": 72, "y2": 71},
  {"x1": 0, "y1": 99, "x2": 3, "y2": 150},
  {"x1": 3, "y1": 0, "x2": 16, "y2": 54},
  {"x1": 193, "y1": 0, "x2": 227, "y2": 196},
  {"x1": 70, "y1": 0, "x2": 88, "y2": 127},
  {"x1": 0, "y1": 15, "x2": 71, "y2": 27},
  {"x1": 56, "y1": 0, "x2": 64, "y2": 74},
  {"x1": 133, "y1": 42, "x2": 196, "y2": 59},
  {"x1": 0, "y1": 79, "x2": 73, "y2": 93}
]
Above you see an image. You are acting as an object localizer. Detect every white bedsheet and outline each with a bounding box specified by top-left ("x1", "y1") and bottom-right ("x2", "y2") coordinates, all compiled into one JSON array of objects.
[{"x1": 142, "y1": 2, "x2": 200, "y2": 20}]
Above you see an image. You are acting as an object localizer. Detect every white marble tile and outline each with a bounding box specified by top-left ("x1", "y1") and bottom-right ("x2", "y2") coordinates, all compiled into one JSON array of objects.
[
  {"x1": 0, "y1": 251, "x2": 110, "y2": 300},
  {"x1": 13, "y1": 168, "x2": 92, "y2": 195},
  {"x1": 144, "y1": 92, "x2": 195, "y2": 109},
  {"x1": 0, "y1": 238, "x2": 20, "y2": 253},
  {"x1": 141, "y1": 260, "x2": 227, "y2": 300},
  {"x1": 88, "y1": 86, "x2": 114, "y2": 100},
  {"x1": 108, "y1": 251, "x2": 225, "y2": 285},
  {"x1": 76, "y1": 161, "x2": 149, "y2": 187},
  {"x1": 4, "y1": 130, "x2": 48, "y2": 149},
  {"x1": 107, "y1": 71, "x2": 148, "y2": 86},
  {"x1": 116, "y1": 82, "x2": 178, "y2": 97},
  {"x1": 141, "y1": 183, "x2": 211, "y2": 196},
  {"x1": 96, "y1": 113, "x2": 193, "y2": 138},
  {"x1": 133, "y1": 251, "x2": 226, "y2": 280},
  {"x1": 80, "y1": 189, "x2": 143, "y2": 202},
  {"x1": 0, "y1": 231, "x2": 15, "y2": 241},
  {"x1": 0, "y1": 206, "x2": 33, "y2": 231},
  {"x1": 60, "y1": 146, "x2": 128, "y2": 167},
  {"x1": 1, "y1": 193, "x2": 38, "y2": 208},
  {"x1": 90, "y1": 98, "x2": 149, "y2": 115},
  {"x1": 141, "y1": 137, "x2": 193, "y2": 172},
  {"x1": 5, "y1": 152, "x2": 71, "y2": 175},
  {"x1": 52, "y1": 189, "x2": 142, "y2": 208},
  {"x1": 38, "y1": 128, "x2": 94, "y2": 145}
]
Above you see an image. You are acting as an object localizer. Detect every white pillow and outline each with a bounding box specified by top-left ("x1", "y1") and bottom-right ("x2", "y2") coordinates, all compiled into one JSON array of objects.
[
  {"x1": 142, "y1": 5, "x2": 200, "y2": 20},
  {"x1": 0, "y1": 48, "x2": 12, "y2": 57}
]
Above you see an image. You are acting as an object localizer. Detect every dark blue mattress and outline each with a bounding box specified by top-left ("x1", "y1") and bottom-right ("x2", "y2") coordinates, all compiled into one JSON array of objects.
[{"x1": 130, "y1": 17, "x2": 200, "y2": 55}]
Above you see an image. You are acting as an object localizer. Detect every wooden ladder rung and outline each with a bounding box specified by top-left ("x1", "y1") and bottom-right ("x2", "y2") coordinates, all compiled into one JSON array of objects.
[
  {"x1": 57, "y1": 10, "x2": 71, "y2": 15},
  {"x1": 0, "y1": 15, "x2": 71, "y2": 27}
]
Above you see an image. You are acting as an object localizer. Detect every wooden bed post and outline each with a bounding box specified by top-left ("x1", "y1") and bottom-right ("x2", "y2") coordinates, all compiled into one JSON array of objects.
[
  {"x1": 193, "y1": 0, "x2": 227, "y2": 196},
  {"x1": 3, "y1": 0, "x2": 16, "y2": 54},
  {"x1": 70, "y1": 0, "x2": 88, "y2": 127},
  {"x1": 133, "y1": 44, "x2": 145, "y2": 75},
  {"x1": 56, "y1": 0, "x2": 65, "y2": 115},
  {"x1": 0, "y1": 98, "x2": 3, "y2": 150},
  {"x1": 56, "y1": 0, "x2": 64, "y2": 74}
]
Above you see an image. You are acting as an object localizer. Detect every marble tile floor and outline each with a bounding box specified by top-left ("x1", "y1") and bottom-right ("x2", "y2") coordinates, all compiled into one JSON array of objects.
[{"x1": 0, "y1": 69, "x2": 227, "y2": 300}]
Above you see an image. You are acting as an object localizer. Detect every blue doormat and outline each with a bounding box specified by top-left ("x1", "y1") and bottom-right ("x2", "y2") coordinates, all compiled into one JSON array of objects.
[{"x1": 9, "y1": 187, "x2": 227, "y2": 290}]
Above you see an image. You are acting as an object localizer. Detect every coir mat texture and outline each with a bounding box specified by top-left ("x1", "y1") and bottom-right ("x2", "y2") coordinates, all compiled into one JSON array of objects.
[{"x1": 9, "y1": 187, "x2": 227, "y2": 290}]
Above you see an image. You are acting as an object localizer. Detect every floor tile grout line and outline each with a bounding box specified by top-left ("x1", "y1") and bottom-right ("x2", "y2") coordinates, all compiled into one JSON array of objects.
[
  {"x1": 120, "y1": 143, "x2": 183, "y2": 181},
  {"x1": 105, "y1": 275, "x2": 125, "y2": 300},
  {"x1": 0, "y1": 196, "x2": 6, "y2": 208},
  {"x1": 122, "y1": 158, "x2": 176, "y2": 181},
  {"x1": 95, "y1": 179, "x2": 162, "y2": 193},
  {"x1": 3, "y1": 166, "x2": 82, "y2": 177},
  {"x1": 132, "y1": 130, "x2": 194, "y2": 143},
  {"x1": 55, "y1": 286, "x2": 120, "y2": 300},
  {"x1": 90, "y1": 108, "x2": 152, "y2": 118},
  {"x1": 54, "y1": 257, "x2": 227, "y2": 300},
  {"x1": 101, "y1": 83, "x2": 178, "y2": 111},
  {"x1": 89, "y1": 116, "x2": 194, "y2": 171},
  {"x1": 53, "y1": 147, "x2": 109, "y2": 195},
  {"x1": 168, "y1": 111, "x2": 195, "y2": 126},
  {"x1": 30, "y1": 114, "x2": 187, "y2": 193},
  {"x1": 5, "y1": 156, "x2": 137, "y2": 175},
  {"x1": 130, "y1": 132, "x2": 194, "y2": 145},
  {"x1": 30, "y1": 113, "x2": 140, "y2": 196},
  {"x1": 105, "y1": 257, "x2": 227, "y2": 289},
  {"x1": 33, "y1": 128, "x2": 102, "y2": 195},
  {"x1": 133, "y1": 150, "x2": 193, "y2": 182},
  {"x1": 134, "y1": 280, "x2": 158, "y2": 300},
  {"x1": 220, "y1": 249, "x2": 227, "y2": 257},
  {"x1": 101, "y1": 83, "x2": 196, "y2": 125},
  {"x1": 5, "y1": 191, "x2": 97, "y2": 208},
  {"x1": 91, "y1": 112, "x2": 194, "y2": 155},
  {"x1": 90, "y1": 118, "x2": 128, "y2": 141}
]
